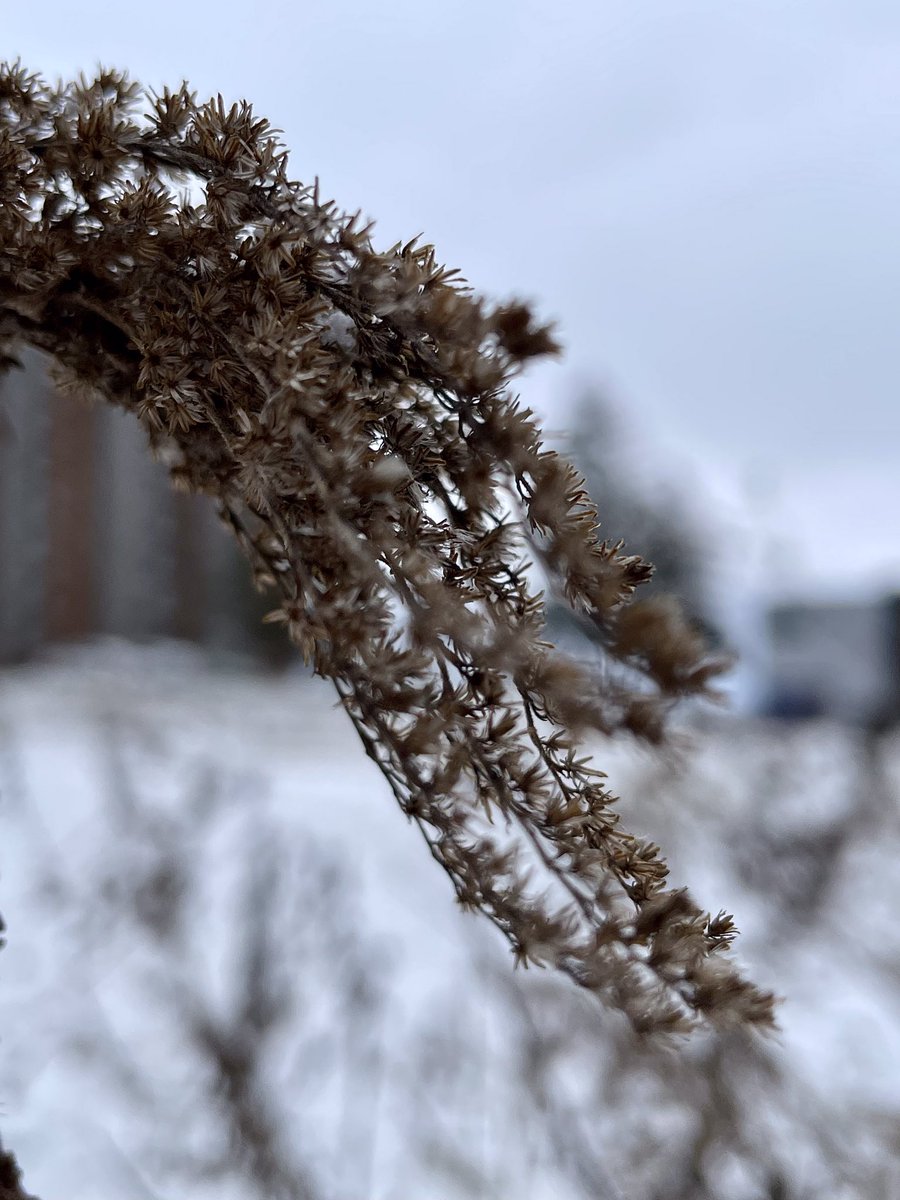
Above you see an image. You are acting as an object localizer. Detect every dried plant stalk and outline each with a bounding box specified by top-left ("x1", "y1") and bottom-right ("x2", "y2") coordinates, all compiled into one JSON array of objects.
[
  {"x1": 0, "y1": 63, "x2": 774, "y2": 1035},
  {"x1": 0, "y1": 1147, "x2": 34, "y2": 1200}
]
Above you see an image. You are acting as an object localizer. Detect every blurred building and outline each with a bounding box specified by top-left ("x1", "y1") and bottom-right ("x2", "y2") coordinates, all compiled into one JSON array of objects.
[
  {"x1": 0, "y1": 350, "x2": 290, "y2": 667},
  {"x1": 764, "y1": 595, "x2": 900, "y2": 726}
]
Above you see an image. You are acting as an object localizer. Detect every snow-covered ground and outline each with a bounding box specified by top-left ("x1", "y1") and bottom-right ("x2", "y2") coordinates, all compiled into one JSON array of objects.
[{"x1": 2, "y1": 642, "x2": 899, "y2": 1199}]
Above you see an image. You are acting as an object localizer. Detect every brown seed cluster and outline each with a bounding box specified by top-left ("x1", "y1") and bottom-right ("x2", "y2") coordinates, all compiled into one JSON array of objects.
[{"x1": 0, "y1": 63, "x2": 775, "y2": 1034}]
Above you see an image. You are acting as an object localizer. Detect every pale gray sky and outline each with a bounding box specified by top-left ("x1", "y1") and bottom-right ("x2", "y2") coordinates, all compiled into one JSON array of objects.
[{"x1": 5, "y1": 0, "x2": 899, "y2": 596}]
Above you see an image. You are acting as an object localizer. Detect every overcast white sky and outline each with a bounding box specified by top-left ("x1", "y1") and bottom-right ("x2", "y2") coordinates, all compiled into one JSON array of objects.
[{"x1": 5, "y1": 0, "x2": 899, "y2": 599}]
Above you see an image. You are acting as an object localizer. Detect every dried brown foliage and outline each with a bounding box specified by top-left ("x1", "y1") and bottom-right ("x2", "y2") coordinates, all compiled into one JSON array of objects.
[
  {"x1": 0, "y1": 1147, "x2": 34, "y2": 1200},
  {"x1": 0, "y1": 63, "x2": 774, "y2": 1036}
]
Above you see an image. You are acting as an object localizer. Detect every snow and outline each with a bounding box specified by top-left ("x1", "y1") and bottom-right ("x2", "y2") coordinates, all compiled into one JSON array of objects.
[{"x1": 2, "y1": 642, "x2": 899, "y2": 1198}]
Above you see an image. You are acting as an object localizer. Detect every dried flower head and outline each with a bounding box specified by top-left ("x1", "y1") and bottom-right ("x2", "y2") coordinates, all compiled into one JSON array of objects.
[{"x1": 0, "y1": 63, "x2": 775, "y2": 1035}]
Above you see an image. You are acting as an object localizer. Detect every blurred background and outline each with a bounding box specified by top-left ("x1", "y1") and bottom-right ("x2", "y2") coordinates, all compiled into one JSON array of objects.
[{"x1": 2, "y1": 3, "x2": 900, "y2": 1197}]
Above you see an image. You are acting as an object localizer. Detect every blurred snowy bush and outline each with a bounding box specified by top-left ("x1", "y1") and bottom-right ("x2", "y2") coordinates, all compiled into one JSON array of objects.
[{"x1": 1, "y1": 642, "x2": 899, "y2": 1199}]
